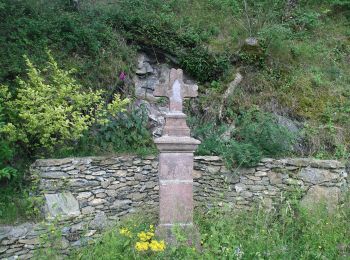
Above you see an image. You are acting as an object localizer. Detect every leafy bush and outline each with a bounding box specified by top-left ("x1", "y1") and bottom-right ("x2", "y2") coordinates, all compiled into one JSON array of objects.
[
  {"x1": 192, "y1": 108, "x2": 295, "y2": 168},
  {"x1": 66, "y1": 104, "x2": 156, "y2": 157},
  {"x1": 179, "y1": 47, "x2": 230, "y2": 83},
  {"x1": 191, "y1": 122, "x2": 225, "y2": 156},
  {"x1": 0, "y1": 104, "x2": 17, "y2": 181},
  {"x1": 0, "y1": 53, "x2": 129, "y2": 154},
  {"x1": 235, "y1": 107, "x2": 295, "y2": 157},
  {"x1": 222, "y1": 141, "x2": 262, "y2": 167}
]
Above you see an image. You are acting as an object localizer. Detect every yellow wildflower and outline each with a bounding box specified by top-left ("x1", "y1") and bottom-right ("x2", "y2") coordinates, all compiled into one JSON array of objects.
[
  {"x1": 135, "y1": 241, "x2": 149, "y2": 251},
  {"x1": 119, "y1": 228, "x2": 132, "y2": 237},
  {"x1": 137, "y1": 231, "x2": 154, "y2": 241},
  {"x1": 149, "y1": 240, "x2": 166, "y2": 252}
]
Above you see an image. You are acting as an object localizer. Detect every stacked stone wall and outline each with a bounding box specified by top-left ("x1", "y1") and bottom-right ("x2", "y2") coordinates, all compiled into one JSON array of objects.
[{"x1": 1, "y1": 156, "x2": 348, "y2": 259}]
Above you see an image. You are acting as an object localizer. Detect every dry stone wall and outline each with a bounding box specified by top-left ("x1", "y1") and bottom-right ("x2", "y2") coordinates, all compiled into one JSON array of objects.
[{"x1": 1, "y1": 156, "x2": 348, "y2": 259}]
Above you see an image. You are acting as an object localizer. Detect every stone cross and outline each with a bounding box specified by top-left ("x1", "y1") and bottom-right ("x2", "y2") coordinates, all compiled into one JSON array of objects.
[
  {"x1": 154, "y1": 68, "x2": 200, "y2": 246},
  {"x1": 154, "y1": 68, "x2": 198, "y2": 113}
]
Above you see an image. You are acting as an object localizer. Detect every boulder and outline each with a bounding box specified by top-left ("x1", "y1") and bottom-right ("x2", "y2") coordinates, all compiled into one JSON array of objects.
[
  {"x1": 299, "y1": 167, "x2": 338, "y2": 184},
  {"x1": 301, "y1": 186, "x2": 340, "y2": 212},
  {"x1": 45, "y1": 192, "x2": 81, "y2": 218}
]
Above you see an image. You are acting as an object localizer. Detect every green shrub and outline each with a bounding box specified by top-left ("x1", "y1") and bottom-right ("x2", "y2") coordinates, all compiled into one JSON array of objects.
[
  {"x1": 192, "y1": 108, "x2": 295, "y2": 168},
  {"x1": 0, "y1": 104, "x2": 17, "y2": 181},
  {"x1": 235, "y1": 107, "x2": 295, "y2": 157},
  {"x1": 222, "y1": 141, "x2": 262, "y2": 167},
  {"x1": 69, "y1": 104, "x2": 156, "y2": 157},
  {"x1": 191, "y1": 122, "x2": 225, "y2": 156},
  {"x1": 179, "y1": 47, "x2": 230, "y2": 83},
  {"x1": 0, "y1": 53, "x2": 129, "y2": 154}
]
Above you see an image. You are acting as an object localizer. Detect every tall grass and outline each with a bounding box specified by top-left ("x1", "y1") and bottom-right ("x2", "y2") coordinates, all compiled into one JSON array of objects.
[{"x1": 37, "y1": 193, "x2": 350, "y2": 259}]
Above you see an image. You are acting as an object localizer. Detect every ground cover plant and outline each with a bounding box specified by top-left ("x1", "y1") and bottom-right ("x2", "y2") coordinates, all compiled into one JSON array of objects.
[{"x1": 34, "y1": 194, "x2": 350, "y2": 259}]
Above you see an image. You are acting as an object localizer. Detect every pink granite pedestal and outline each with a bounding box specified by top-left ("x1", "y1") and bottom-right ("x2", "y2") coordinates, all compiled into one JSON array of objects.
[{"x1": 154, "y1": 112, "x2": 200, "y2": 245}]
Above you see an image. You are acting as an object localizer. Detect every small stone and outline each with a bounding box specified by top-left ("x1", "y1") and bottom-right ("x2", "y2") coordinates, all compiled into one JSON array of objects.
[
  {"x1": 62, "y1": 165, "x2": 75, "y2": 171},
  {"x1": 250, "y1": 185, "x2": 265, "y2": 191},
  {"x1": 101, "y1": 180, "x2": 111, "y2": 188},
  {"x1": 71, "y1": 222, "x2": 85, "y2": 232},
  {"x1": 263, "y1": 190, "x2": 277, "y2": 196},
  {"x1": 310, "y1": 160, "x2": 344, "y2": 169},
  {"x1": 92, "y1": 171, "x2": 106, "y2": 176},
  {"x1": 106, "y1": 190, "x2": 118, "y2": 197},
  {"x1": 61, "y1": 237, "x2": 70, "y2": 250},
  {"x1": 235, "y1": 184, "x2": 246, "y2": 193},
  {"x1": 8, "y1": 223, "x2": 33, "y2": 239},
  {"x1": 95, "y1": 193, "x2": 107, "y2": 198},
  {"x1": 34, "y1": 158, "x2": 72, "y2": 167},
  {"x1": 245, "y1": 37, "x2": 258, "y2": 46},
  {"x1": 256, "y1": 167, "x2": 269, "y2": 172},
  {"x1": 89, "y1": 212, "x2": 108, "y2": 230},
  {"x1": 299, "y1": 167, "x2": 338, "y2": 184},
  {"x1": 247, "y1": 176, "x2": 261, "y2": 181},
  {"x1": 128, "y1": 193, "x2": 146, "y2": 201},
  {"x1": 41, "y1": 171, "x2": 68, "y2": 179},
  {"x1": 241, "y1": 191, "x2": 253, "y2": 198},
  {"x1": 261, "y1": 158, "x2": 274, "y2": 163},
  {"x1": 6, "y1": 247, "x2": 22, "y2": 254},
  {"x1": 239, "y1": 168, "x2": 255, "y2": 174},
  {"x1": 286, "y1": 158, "x2": 311, "y2": 167},
  {"x1": 1, "y1": 239, "x2": 16, "y2": 246},
  {"x1": 145, "y1": 182, "x2": 157, "y2": 189},
  {"x1": 255, "y1": 171, "x2": 267, "y2": 177},
  {"x1": 67, "y1": 170, "x2": 80, "y2": 175},
  {"x1": 193, "y1": 170, "x2": 202, "y2": 179},
  {"x1": 24, "y1": 244, "x2": 34, "y2": 249},
  {"x1": 285, "y1": 178, "x2": 303, "y2": 185},
  {"x1": 85, "y1": 230, "x2": 97, "y2": 237},
  {"x1": 18, "y1": 238, "x2": 39, "y2": 245},
  {"x1": 241, "y1": 179, "x2": 254, "y2": 185},
  {"x1": 61, "y1": 226, "x2": 71, "y2": 234},
  {"x1": 81, "y1": 206, "x2": 94, "y2": 215},
  {"x1": 70, "y1": 179, "x2": 99, "y2": 187},
  {"x1": 76, "y1": 192, "x2": 92, "y2": 200},
  {"x1": 194, "y1": 156, "x2": 221, "y2": 161},
  {"x1": 89, "y1": 198, "x2": 106, "y2": 206},
  {"x1": 0, "y1": 246, "x2": 8, "y2": 253},
  {"x1": 268, "y1": 172, "x2": 283, "y2": 185},
  {"x1": 110, "y1": 200, "x2": 132, "y2": 209},
  {"x1": 21, "y1": 253, "x2": 34, "y2": 260}
]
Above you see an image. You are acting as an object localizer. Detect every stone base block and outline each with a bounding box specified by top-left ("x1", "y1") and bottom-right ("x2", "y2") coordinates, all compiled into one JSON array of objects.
[{"x1": 156, "y1": 223, "x2": 200, "y2": 249}]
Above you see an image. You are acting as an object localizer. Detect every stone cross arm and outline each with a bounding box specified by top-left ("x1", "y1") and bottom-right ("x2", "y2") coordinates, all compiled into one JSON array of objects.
[{"x1": 154, "y1": 68, "x2": 198, "y2": 112}]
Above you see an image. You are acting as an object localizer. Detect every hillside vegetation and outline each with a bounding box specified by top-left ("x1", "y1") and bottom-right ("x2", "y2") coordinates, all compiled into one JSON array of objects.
[{"x1": 0, "y1": 0, "x2": 349, "y2": 222}]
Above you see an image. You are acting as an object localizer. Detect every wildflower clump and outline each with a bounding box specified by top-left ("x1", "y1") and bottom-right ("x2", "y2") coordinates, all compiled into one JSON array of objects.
[
  {"x1": 149, "y1": 240, "x2": 166, "y2": 252},
  {"x1": 134, "y1": 225, "x2": 166, "y2": 252},
  {"x1": 119, "y1": 227, "x2": 132, "y2": 238},
  {"x1": 135, "y1": 241, "x2": 149, "y2": 251}
]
